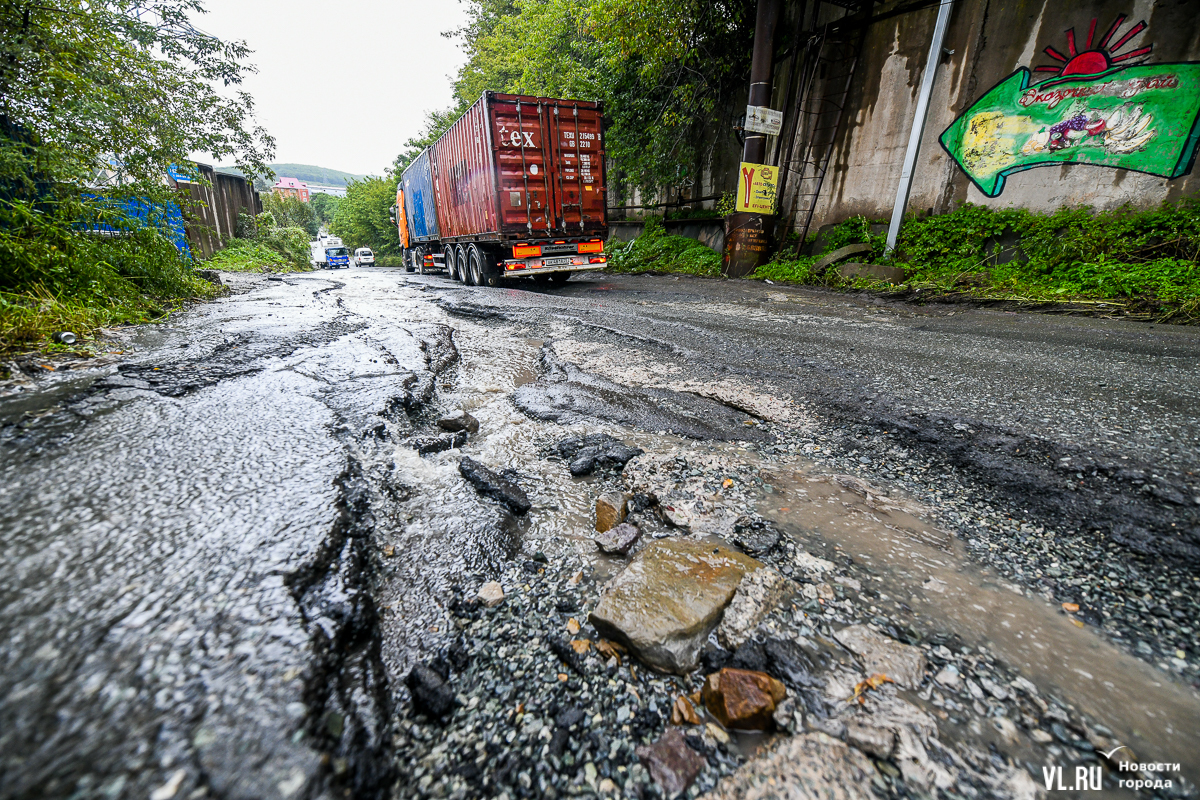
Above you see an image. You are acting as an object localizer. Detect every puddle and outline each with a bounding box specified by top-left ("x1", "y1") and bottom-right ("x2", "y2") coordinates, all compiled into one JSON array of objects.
[{"x1": 758, "y1": 470, "x2": 1200, "y2": 787}]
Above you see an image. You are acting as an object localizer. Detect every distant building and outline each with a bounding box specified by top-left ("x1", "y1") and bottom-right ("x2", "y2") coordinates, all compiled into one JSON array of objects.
[
  {"x1": 308, "y1": 183, "x2": 347, "y2": 198},
  {"x1": 272, "y1": 176, "x2": 309, "y2": 202}
]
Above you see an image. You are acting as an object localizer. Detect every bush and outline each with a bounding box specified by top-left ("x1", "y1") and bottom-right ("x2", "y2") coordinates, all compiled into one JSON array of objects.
[
  {"x1": 752, "y1": 200, "x2": 1200, "y2": 322},
  {"x1": 605, "y1": 217, "x2": 722, "y2": 276}
]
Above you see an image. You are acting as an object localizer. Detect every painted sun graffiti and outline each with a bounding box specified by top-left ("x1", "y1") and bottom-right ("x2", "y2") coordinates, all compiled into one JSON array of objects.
[{"x1": 1033, "y1": 14, "x2": 1152, "y2": 83}]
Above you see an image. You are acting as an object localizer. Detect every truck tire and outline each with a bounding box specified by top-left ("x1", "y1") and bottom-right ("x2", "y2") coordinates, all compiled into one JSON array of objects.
[
  {"x1": 416, "y1": 250, "x2": 427, "y2": 275},
  {"x1": 471, "y1": 245, "x2": 504, "y2": 288},
  {"x1": 405, "y1": 249, "x2": 416, "y2": 273},
  {"x1": 456, "y1": 246, "x2": 474, "y2": 286}
]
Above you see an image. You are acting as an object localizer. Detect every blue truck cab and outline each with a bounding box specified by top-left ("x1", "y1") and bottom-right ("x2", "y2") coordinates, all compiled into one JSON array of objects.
[{"x1": 324, "y1": 245, "x2": 350, "y2": 269}]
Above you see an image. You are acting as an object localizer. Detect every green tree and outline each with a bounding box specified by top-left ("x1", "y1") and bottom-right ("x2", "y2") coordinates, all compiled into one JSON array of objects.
[
  {"x1": 401, "y1": 0, "x2": 752, "y2": 195},
  {"x1": 0, "y1": 0, "x2": 275, "y2": 350},
  {"x1": 261, "y1": 191, "x2": 318, "y2": 237},
  {"x1": 330, "y1": 177, "x2": 400, "y2": 256},
  {"x1": 309, "y1": 193, "x2": 341, "y2": 227}
]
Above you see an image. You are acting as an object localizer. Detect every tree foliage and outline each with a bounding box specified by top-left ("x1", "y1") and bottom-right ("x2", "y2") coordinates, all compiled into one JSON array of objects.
[
  {"x1": 399, "y1": 0, "x2": 752, "y2": 196},
  {"x1": 330, "y1": 177, "x2": 400, "y2": 257},
  {"x1": 0, "y1": 0, "x2": 275, "y2": 350},
  {"x1": 261, "y1": 191, "x2": 318, "y2": 237},
  {"x1": 309, "y1": 193, "x2": 341, "y2": 227}
]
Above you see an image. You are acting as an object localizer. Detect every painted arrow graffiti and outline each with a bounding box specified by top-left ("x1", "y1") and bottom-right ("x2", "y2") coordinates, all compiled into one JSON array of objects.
[{"x1": 940, "y1": 62, "x2": 1200, "y2": 197}]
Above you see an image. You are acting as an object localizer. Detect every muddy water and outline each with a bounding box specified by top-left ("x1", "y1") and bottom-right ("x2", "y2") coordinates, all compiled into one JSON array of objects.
[{"x1": 751, "y1": 469, "x2": 1200, "y2": 786}]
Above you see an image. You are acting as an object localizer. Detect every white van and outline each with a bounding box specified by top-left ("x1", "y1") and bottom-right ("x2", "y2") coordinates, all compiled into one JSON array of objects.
[{"x1": 354, "y1": 248, "x2": 375, "y2": 266}]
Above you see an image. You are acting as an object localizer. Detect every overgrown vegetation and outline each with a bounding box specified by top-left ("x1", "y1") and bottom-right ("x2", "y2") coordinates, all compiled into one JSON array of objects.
[
  {"x1": 260, "y1": 192, "x2": 318, "y2": 238},
  {"x1": 754, "y1": 200, "x2": 1200, "y2": 322},
  {"x1": 208, "y1": 212, "x2": 313, "y2": 273},
  {"x1": 0, "y1": 1, "x2": 274, "y2": 355},
  {"x1": 330, "y1": 176, "x2": 401, "y2": 257},
  {"x1": 605, "y1": 217, "x2": 721, "y2": 276}
]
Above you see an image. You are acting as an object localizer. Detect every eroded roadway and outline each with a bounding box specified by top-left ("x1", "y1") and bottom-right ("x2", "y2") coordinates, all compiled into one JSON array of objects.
[{"x1": 0, "y1": 267, "x2": 1196, "y2": 800}]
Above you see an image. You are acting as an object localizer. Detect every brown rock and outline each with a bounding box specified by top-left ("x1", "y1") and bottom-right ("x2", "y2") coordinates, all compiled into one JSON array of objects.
[
  {"x1": 635, "y1": 728, "x2": 704, "y2": 797},
  {"x1": 702, "y1": 668, "x2": 787, "y2": 731},
  {"x1": 437, "y1": 409, "x2": 479, "y2": 433},
  {"x1": 595, "y1": 492, "x2": 630, "y2": 532},
  {"x1": 589, "y1": 540, "x2": 762, "y2": 674},
  {"x1": 670, "y1": 695, "x2": 701, "y2": 726}
]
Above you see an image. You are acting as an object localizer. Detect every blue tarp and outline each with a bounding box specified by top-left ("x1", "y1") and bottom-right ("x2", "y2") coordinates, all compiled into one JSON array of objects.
[{"x1": 81, "y1": 194, "x2": 192, "y2": 256}]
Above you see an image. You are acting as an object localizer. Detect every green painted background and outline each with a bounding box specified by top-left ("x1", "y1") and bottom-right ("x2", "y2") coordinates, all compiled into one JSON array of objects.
[{"x1": 941, "y1": 63, "x2": 1200, "y2": 197}]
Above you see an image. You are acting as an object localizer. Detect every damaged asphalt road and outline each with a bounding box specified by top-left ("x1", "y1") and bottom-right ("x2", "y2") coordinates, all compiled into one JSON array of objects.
[{"x1": 0, "y1": 267, "x2": 1197, "y2": 799}]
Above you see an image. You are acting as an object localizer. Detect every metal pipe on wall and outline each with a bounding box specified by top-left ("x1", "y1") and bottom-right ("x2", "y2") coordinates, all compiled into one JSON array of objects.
[{"x1": 884, "y1": 0, "x2": 954, "y2": 253}]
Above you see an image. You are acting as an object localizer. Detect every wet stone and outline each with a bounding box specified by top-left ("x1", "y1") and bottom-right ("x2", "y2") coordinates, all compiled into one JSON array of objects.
[
  {"x1": 589, "y1": 540, "x2": 762, "y2": 674},
  {"x1": 554, "y1": 433, "x2": 644, "y2": 476},
  {"x1": 705, "y1": 733, "x2": 876, "y2": 800},
  {"x1": 477, "y1": 581, "x2": 505, "y2": 607},
  {"x1": 410, "y1": 431, "x2": 467, "y2": 455},
  {"x1": 458, "y1": 457, "x2": 531, "y2": 515},
  {"x1": 834, "y1": 624, "x2": 928, "y2": 689},
  {"x1": 635, "y1": 728, "x2": 705, "y2": 798},
  {"x1": 406, "y1": 663, "x2": 456, "y2": 720},
  {"x1": 437, "y1": 409, "x2": 479, "y2": 434},
  {"x1": 717, "y1": 566, "x2": 792, "y2": 651},
  {"x1": 595, "y1": 492, "x2": 630, "y2": 533},
  {"x1": 702, "y1": 668, "x2": 787, "y2": 731},
  {"x1": 594, "y1": 522, "x2": 640, "y2": 555}
]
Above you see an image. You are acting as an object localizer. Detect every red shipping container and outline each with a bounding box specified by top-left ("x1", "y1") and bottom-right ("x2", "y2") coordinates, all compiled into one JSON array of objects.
[{"x1": 431, "y1": 92, "x2": 607, "y2": 243}]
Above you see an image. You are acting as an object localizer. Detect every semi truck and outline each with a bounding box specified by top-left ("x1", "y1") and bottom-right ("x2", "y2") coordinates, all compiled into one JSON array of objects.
[{"x1": 391, "y1": 92, "x2": 608, "y2": 287}]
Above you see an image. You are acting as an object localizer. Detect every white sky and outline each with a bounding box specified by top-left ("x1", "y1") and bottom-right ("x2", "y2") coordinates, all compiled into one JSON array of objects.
[{"x1": 195, "y1": 0, "x2": 470, "y2": 176}]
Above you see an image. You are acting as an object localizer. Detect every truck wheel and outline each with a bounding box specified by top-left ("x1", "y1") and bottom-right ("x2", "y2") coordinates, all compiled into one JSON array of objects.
[
  {"x1": 471, "y1": 245, "x2": 503, "y2": 288},
  {"x1": 404, "y1": 249, "x2": 415, "y2": 273},
  {"x1": 457, "y1": 246, "x2": 474, "y2": 286},
  {"x1": 416, "y1": 250, "x2": 426, "y2": 275},
  {"x1": 467, "y1": 245, "x2": 484, "y2": 287}
]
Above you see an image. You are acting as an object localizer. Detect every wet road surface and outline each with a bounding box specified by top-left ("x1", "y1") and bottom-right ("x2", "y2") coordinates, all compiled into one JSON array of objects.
[{"x1": 1, "y1": 267, "x2": 1197, "y2": 799}]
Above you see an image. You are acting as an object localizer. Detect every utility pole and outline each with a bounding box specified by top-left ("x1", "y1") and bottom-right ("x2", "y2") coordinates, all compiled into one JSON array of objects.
[{"x1": 722, "y1": 0, "x2": 783, "y2": 278}]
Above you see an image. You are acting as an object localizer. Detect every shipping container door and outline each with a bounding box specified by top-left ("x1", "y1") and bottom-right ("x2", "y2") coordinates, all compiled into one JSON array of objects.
[
  {"x1": 489, "y1": 94, "x2": 555, "y2": 237},
  {"x1": 548, "y1": 101, "x2": 606, "y2": 235}
]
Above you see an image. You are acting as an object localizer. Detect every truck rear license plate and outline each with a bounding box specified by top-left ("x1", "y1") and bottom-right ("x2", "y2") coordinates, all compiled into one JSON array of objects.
[{"x1": 543, "y1": 256, "x2": 575, "y2": 267}]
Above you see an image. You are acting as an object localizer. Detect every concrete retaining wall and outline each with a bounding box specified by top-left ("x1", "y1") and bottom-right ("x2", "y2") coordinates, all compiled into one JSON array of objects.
[{"x1": 788, "y1": 0, "x2": 1200, "y2": 233}]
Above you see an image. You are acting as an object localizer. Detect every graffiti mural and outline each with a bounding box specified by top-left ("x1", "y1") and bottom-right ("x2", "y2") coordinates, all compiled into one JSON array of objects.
[{"x1": 941, "y1": 15, "x2": 1200, "y2": 197}]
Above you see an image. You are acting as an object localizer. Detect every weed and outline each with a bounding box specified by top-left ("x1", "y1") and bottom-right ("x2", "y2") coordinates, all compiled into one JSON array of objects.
[{"x1": 605, "y1": 217, "x2": 721, "y2": 277}]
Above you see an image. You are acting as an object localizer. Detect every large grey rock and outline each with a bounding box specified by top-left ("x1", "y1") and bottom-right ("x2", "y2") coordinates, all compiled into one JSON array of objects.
[
  {"x1": 716, "y1": 567, "x2": 792, "y2": 650},
  {"x1": 702, "y1": 733, "x2": 876, "y2": 800},
  {"x1": 554, "y1": 433, "x2": 643, "y2": 476},
  {"x1": 834, "y1": 624, "x2": 927, "y2": 689},
  {"x1": 589, "y1": 540, "x2": 762, "y2": 674}
]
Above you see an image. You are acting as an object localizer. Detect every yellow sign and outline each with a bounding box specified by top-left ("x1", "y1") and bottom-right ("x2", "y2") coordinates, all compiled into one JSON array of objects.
[{"x1": 736, "y1": 162, "x2": 777, "y2": 214}]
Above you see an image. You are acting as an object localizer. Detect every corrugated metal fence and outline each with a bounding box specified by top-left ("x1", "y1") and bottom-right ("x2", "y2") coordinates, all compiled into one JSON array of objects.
[{"x1": 171, "y1": 163, "x2": 262, "y2": 259}]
